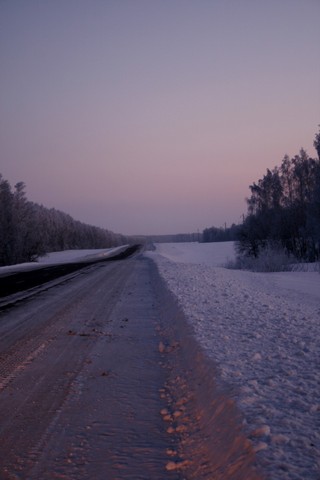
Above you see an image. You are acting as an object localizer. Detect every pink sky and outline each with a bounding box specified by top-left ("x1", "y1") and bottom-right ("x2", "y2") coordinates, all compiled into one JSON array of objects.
[{"x1": 1, "y1": 1, "x2": 319, "y2": 235}]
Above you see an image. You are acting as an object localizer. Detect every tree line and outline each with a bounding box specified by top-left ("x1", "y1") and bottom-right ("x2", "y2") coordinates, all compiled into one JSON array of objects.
[
  {"x1": 0, "y1": 175, "x2": 129, "y2": 266},
  {"x1": 237, "y1": 128, "x2": 320, "y2": 261},
  {"x1": 146, "y1": 232, "x2": 202, "y2": 243},
  {"x1": 202, "y1": 128, "x2": 320, "y2": 263},
  {"x1": 202, "y1": 224, "x2": 241, "y2": 243}
]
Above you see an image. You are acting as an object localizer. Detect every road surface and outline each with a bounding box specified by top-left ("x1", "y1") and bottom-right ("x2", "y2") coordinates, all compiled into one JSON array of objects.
[{"x1": 0, "y1": 254, "x2": 263, "y2": 479}]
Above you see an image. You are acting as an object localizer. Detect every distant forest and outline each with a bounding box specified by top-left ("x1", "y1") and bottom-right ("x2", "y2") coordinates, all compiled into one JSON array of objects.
[
  {"x1": 146, "y1": 232, "x2": 202, "y2": 243},
  {"x1": 203, "y1": 128, "x2": 320, "y2": 262},
  {"x1": 202, "y1": 223, "x2": 241, "y2": 243},
  {"x1": 0, "y1": 176, "x2": 129, "y2": 266}
]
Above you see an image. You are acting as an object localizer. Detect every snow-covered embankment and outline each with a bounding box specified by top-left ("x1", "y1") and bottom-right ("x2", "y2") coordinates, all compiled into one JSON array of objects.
[{"x1": 147, "y1": 242, "x2": 320, "y2": 480}]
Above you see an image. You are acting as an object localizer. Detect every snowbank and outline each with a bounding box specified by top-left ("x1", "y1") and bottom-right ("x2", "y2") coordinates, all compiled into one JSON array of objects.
[
  {"x1": 147, "y1": 242, "x2": 320, "y2": 480},
  {"x1": 37, "y1": 246, "x2": 128, "y2": 264},
  {"x1": 0, "y1": 246, "x2": 128, "y2": 275}
]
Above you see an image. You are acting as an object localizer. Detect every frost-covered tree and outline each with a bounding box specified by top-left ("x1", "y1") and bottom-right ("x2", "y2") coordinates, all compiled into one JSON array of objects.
[
  {"x1": 314, "y1": 125, "x2": 320, "y2": 160},
  {"x1": 238, "y1": 129, "x2": 320, "y2": 261},
  {"x1": 0, "y1": 173, "x2": 130, "y2": 266},
  {"x1": 12, "y1": 182, "x2": 43, "y2": 263},
  {"x1": 0, "y1": 175, "x2": 14, "y2": 265}
]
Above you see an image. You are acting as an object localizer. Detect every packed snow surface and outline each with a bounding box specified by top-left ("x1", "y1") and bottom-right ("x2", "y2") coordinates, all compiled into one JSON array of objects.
[{"x1": 147, "y1": 242, "x2": 320, "y2": 480}]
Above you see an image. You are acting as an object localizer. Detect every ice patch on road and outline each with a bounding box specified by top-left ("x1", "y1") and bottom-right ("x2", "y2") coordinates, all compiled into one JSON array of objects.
[{"x1": 147, "y1": 242, "x2": 320, "y2": 480}]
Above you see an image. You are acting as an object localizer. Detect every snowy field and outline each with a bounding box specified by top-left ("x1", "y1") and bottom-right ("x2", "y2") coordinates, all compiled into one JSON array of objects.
[
  {"x1": 154, "y1": 240, "x2": 236, "y2": 266},
  {"x1": 147, "y1": 242, "x2": 320, "y2": 480}
]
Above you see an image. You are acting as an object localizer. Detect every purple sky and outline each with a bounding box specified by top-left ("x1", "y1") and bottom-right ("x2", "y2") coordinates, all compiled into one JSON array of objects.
[{"x1": 1, "y1": 1, "x2": 319, "y2": 235}]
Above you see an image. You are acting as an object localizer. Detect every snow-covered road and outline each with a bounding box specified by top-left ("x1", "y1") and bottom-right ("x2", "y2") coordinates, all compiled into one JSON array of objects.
[
  {"x1": 147, "y1": 242, "x2": 320, "y2": 480},
  {"x1": 0, "y1": 252, "x2": 263, "y2": 479}
]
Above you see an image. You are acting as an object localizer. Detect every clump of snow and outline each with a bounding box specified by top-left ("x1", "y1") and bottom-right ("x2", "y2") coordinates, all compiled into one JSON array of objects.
[{"x1": 147, "y1": 242, "x2": 320, "y2": 480}]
